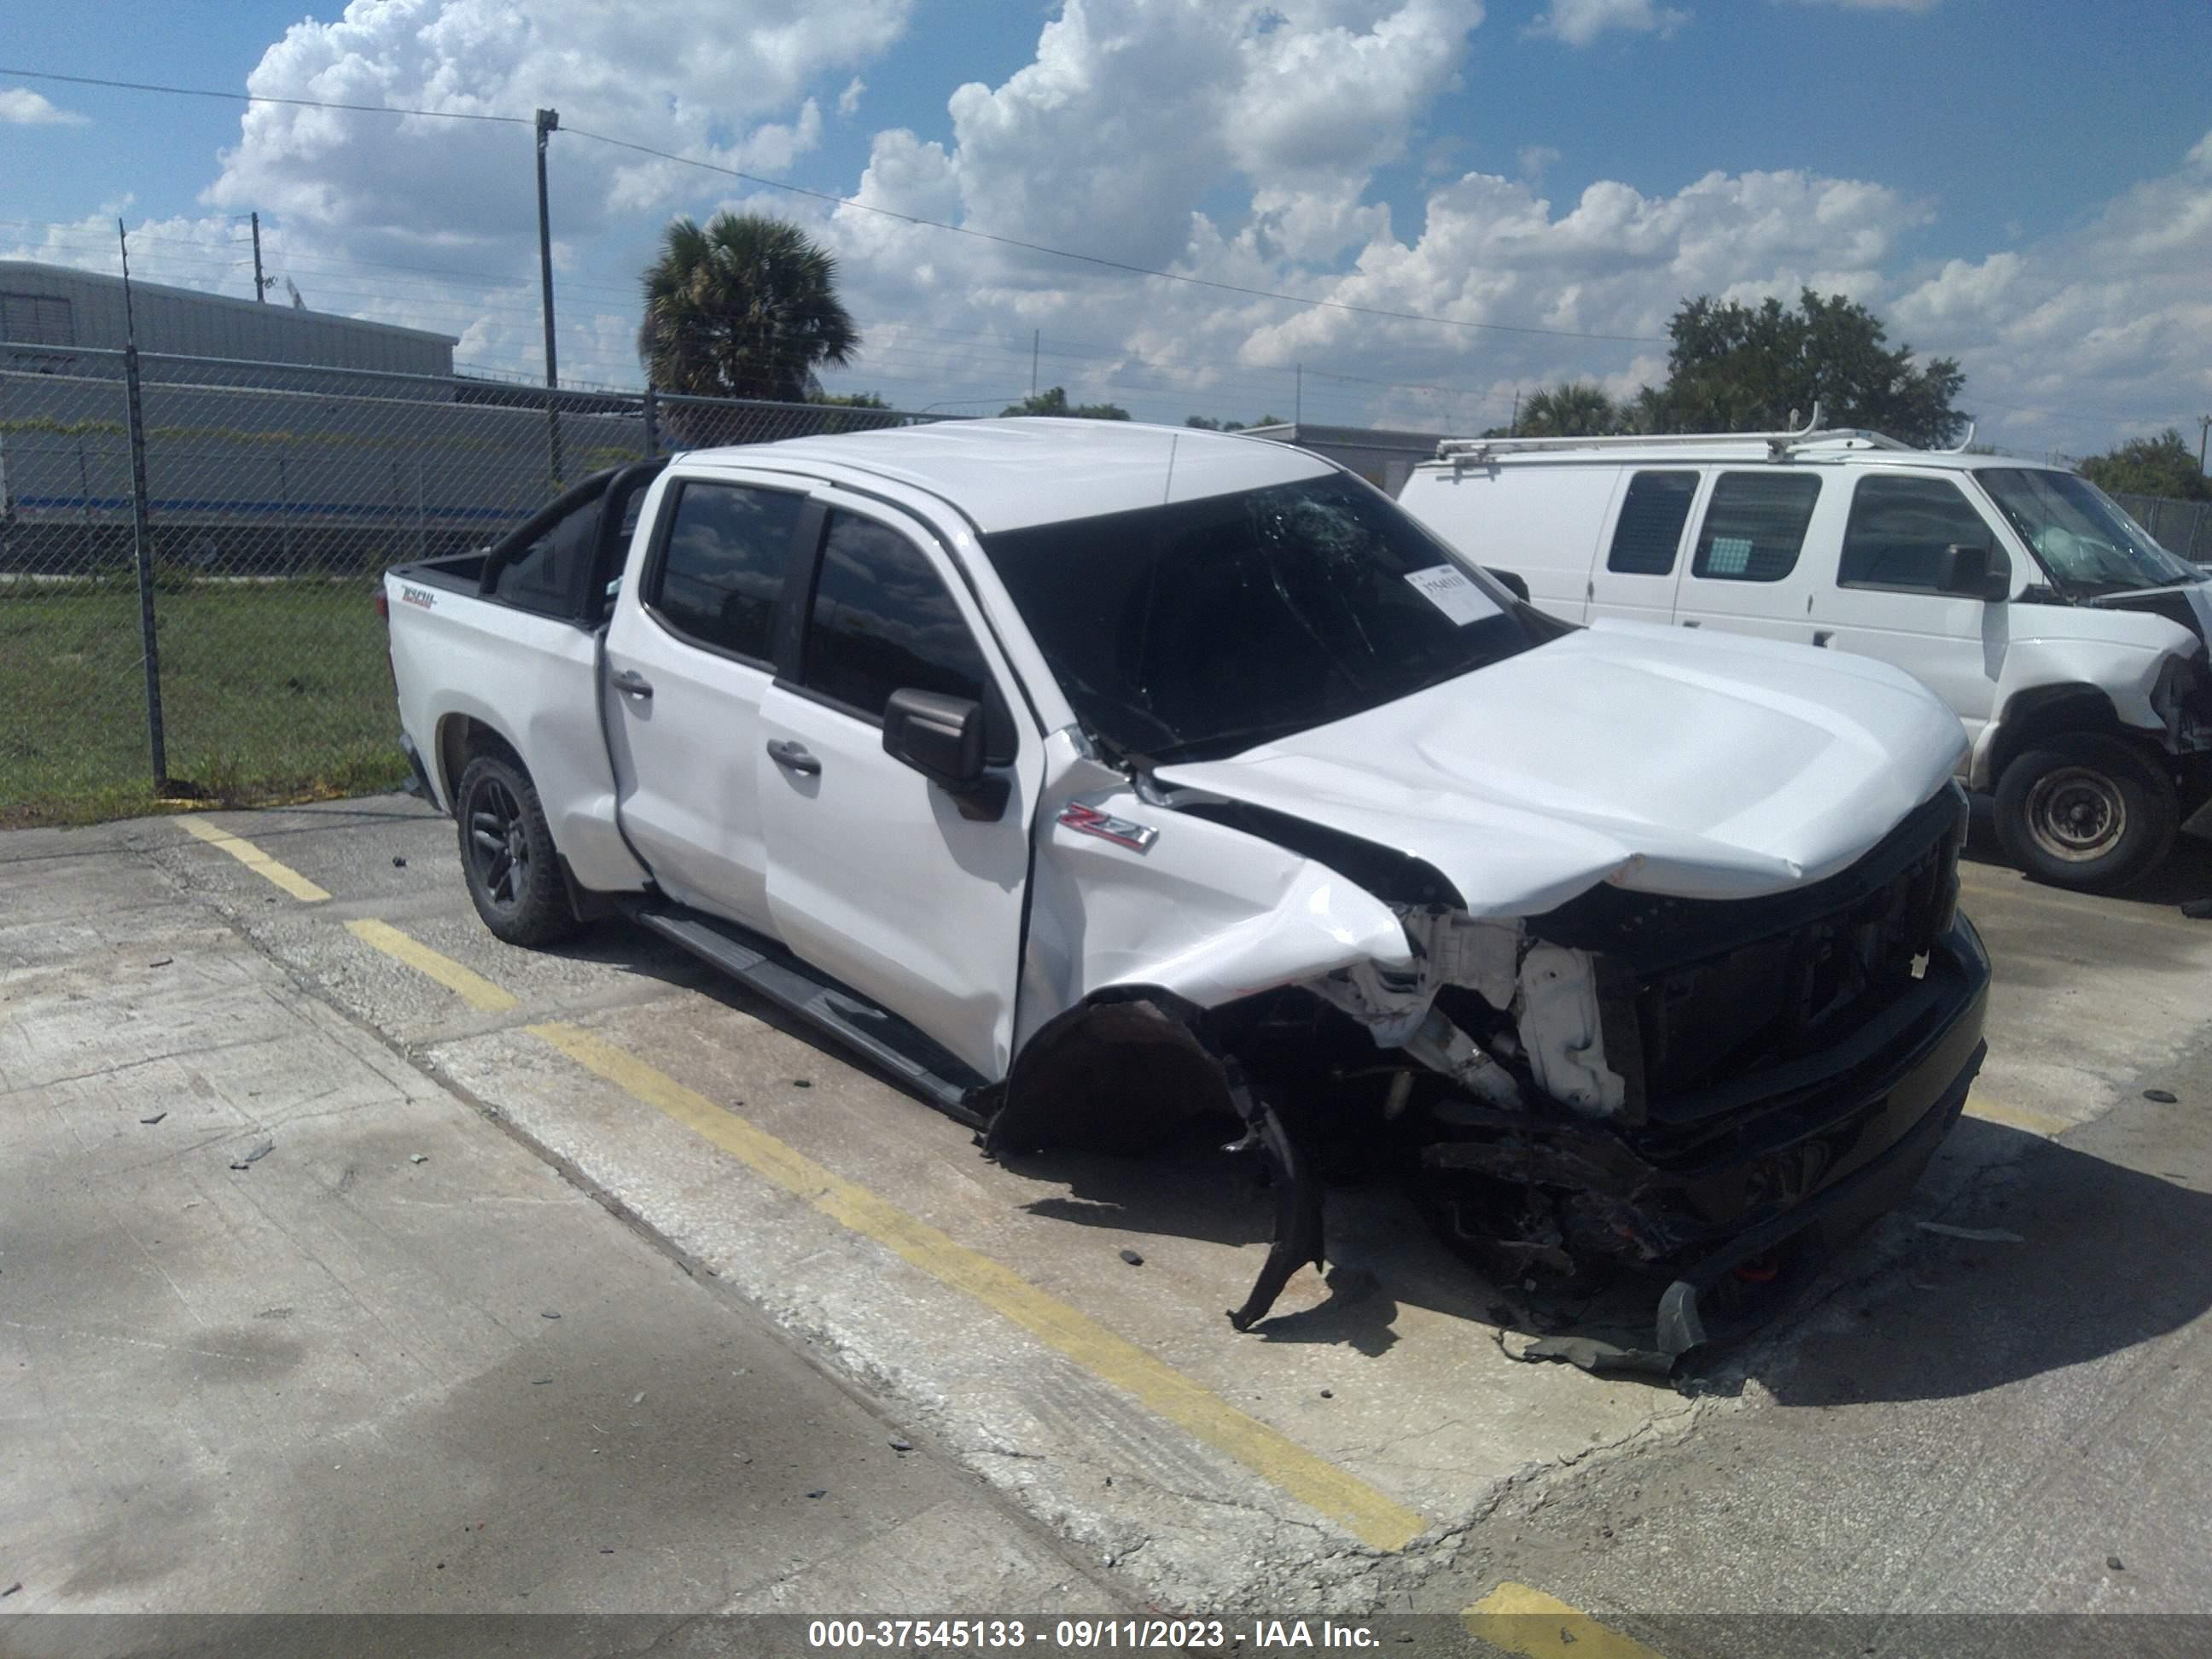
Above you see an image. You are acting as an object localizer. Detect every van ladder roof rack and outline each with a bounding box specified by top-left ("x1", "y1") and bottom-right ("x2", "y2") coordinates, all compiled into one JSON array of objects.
[{"x1": 1436, "y1": 402, "x2": 1831, "y2": 469}]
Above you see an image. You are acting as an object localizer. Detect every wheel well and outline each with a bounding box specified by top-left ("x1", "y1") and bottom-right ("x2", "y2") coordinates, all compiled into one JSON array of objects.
[
  {"x1": 1988, "y1": 685, "x2": 2136, "y2": 785},
  {"x1": 435, "y1": 715, "x2": 526, "y2": 812}
]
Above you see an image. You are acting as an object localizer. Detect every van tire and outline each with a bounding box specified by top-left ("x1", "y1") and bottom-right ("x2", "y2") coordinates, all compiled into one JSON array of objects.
[
  {"x1": 1994, "y1": 736, "x2": 2177, "y2": 892},
  {"x1": 456, "y1": 753, "x2": 579, "y2": 946}
]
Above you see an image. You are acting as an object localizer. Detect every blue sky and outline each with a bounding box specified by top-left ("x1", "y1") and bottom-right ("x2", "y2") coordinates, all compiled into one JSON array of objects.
[{"x1": 7, "y1": 0, "x2": 2211, "y2": 454}]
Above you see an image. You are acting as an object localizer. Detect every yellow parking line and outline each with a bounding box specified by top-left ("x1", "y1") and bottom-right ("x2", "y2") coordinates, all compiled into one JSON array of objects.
[
  {"x1": 527, "y1": 1018, "x2": 1431, "y2": 1554},
  {"x1": 1464, "y1": 1583, "x2": 1666, "y2": 1658},
  {"x1": 344, "y1": 919, "x2": 519, "y2": 1013},
  {"x1": 1964, "y1": 1094, "x2": 2072, "y2": 1138},
  {"x1": 175, "y1": 815, "x2": 331, "y2": 903}
]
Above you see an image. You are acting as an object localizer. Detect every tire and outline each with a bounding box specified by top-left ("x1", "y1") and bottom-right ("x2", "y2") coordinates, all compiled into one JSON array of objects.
[
  {"x1": 1994, "y1": 735, "x2": 2178, "y2": 892},
  {"x1": 455, "y1": 753, "x2": 579, "y2": 946}
]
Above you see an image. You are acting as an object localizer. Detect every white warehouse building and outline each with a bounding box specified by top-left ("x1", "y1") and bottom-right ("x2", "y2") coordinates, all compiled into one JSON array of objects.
[{"x1": 0, "y1": 259, "x2": 456, "y2": 378}]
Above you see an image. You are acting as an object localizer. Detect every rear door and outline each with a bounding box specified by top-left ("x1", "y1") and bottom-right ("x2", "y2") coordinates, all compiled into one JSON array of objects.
[
  {"x1": 602, "y1": 470, "x2": 813, "y2": 931},
  {"x1": 1808, "y1": 469, "x2": 2013, "y2": 748},
  {"x1": 1586, "y1": 467, "x2": 1703, "y2": 626},
  {"x1": 1670, "y1": 468, "x2": 1836, "y2": 646},
  {"x1": 756, "y1": 499, "x2": 1040, "y2": 1080}
]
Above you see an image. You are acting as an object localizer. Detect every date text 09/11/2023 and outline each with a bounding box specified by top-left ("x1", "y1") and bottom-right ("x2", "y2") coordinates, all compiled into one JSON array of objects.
[{"x1": 804, "y1": 1617, "x2": 1388, "y2": 1649}]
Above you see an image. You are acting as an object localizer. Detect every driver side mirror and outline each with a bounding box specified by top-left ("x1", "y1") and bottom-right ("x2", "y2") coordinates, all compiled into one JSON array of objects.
[
  {"x1": 1936, "y1": 543, "x2": 2009, "y2": 601},
  {"x1": 883, "y1": 688, "x2": 1008, "y2": 820},
  {"x1": 1487, "y1": 568, "x2": 1531, "y2": 603}
]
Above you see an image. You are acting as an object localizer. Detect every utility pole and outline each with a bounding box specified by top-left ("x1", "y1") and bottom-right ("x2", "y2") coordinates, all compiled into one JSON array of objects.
[
  {"x1": 250, "y1": 212, "x2": 266, "y2": 301},
  {"x1": 1511, "y1": 388, "x2": 1521, "y2": 436},
  {"x1": 1031, "y1": 329, "x2": 1039, "y2": 398},
  {"x1": 2198, "y1": 413, "x2": 2209, "y2": 474},
  {"x1": 534, "y1": 108, "x2": 563, "y2": 485},
  {"x1": 116, "y1": 218, "x2": 167, "y2": 791},
  {"x1": 1295, "y1": 363, "x2": 1302, "y2": 428}
]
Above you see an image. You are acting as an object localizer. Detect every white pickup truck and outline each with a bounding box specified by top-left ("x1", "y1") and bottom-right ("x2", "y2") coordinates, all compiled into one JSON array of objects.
[{"x1": 381, "y1": 418, "x2": 1990, "y2": 1361}]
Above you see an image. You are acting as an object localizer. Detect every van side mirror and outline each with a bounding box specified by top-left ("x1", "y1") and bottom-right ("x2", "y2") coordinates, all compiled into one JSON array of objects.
[
  {"x1": 1487, "y1": 568, "x2": 1530, "y2": 603},
  {"x1": 1936, "y1": 543, "x2": 2007, "y2": 600}
]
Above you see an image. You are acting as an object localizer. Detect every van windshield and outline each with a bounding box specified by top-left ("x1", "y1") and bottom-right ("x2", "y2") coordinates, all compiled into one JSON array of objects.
[
  {"x1": 981, "y1": 476, "x2": 1536, "y2": 764},
  {"x1": 1976, "y1": 469, "x2": 2201, "y2": 593}
]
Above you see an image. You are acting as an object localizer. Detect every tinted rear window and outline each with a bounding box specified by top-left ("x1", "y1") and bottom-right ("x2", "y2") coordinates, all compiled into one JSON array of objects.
[{"x1": 1606, "y1": 471, "x2": 1698, "y2": 576}]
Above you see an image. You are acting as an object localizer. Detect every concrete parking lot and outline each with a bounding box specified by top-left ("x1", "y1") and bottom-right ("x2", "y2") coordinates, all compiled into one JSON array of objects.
[{"x1": 7, "y1": 793, "x2": 2212, "y2": 1634}]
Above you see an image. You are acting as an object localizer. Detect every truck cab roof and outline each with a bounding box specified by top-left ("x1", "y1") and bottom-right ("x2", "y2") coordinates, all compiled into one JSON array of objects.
[{"x1": 675, "y1": 416, "x2": 1336, "y2": 533}]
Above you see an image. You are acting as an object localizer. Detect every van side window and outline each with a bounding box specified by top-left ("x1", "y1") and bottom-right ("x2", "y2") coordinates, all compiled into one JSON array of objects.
[
  {"x1": 1691, "y1": 473, "x2": 1822, "y2": 583},
  {"x1": 1605, "y1": 471, "x2": 1699, "y2": 575},
  {"x1": 646, "y1": 481, "x2": 806, "y2": 662},
  {"x1": 1839, "y1": 476, "x2": 1994, "y2": 592}
]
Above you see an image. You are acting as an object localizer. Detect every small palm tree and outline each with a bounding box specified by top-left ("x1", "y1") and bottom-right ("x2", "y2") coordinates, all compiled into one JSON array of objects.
[
  {"x1": 1516, "y1": 381, "x2": 1621, "y2": 437},
  {"x1": 637, "y1": 212, "x2": 859, "y2": 404}
]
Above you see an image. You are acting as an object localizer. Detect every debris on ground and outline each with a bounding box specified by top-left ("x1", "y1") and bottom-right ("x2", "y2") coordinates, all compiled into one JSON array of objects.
[
  {"x1": 531, "y1": 1378, "x2": 553, "y2": 1385},
  {"x1": 1917, "y1": 1221, "x2": 2026, "y2": 1243},
  {"x1": 229, "y1": 1139, "x2": 274, "y2": 1170},
  {"x1": 888, "y1": 1437, "x2": 913, "y2": 1452},
  {"x1": 140, "y1": 1113, "x2": 166, "y2": 1126},
  {"x1": 806, "y1": 1489, "x2": 826, "y2": 1499},
  {"x1": 632, "y1": 1392, "x2": 646, "y2": 1406},
  {"x1": 792, "y1": 1079, "x2": 813, "y2": 1089},
  {"x1": 1118, "y1": 1248, "x2": 1144, "y2": 1266},
  {"x1": 2108, "y1": 1555, "x2": 2125, "y2": 1571},
  {"x1": 393, "y1": 856, "x2": 408, "y2": 868},
  {"x1": 410, "y1": 1153, "x2": 428, "y2": 1164},
  {"x1": 1497, "y1": 1330, "x2": 1677, "y2": 1378},
  {"x1": 1319, "y1": 1388, "x2": 1334, "y2": 1399},
  {"x1": 2145, "y1": 1089, "x2": 2179, "y2": 1103},
  {"x1": 1, "y1": 1584, "x2": 19, "y2": 1598},
  {"x1": 148, "y1": 958, "x2": 172, "y2": 969},
  {"x1": 541, "y1": 1311, "x2": 561, "y2": 1319}
]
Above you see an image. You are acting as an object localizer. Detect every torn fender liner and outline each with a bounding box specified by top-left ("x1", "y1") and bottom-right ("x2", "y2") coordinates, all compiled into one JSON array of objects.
[
  {"x1": 983, "y1": 991, "x2": 1324, "y2": 1333},
  {"x1": 1222, "y1": 1057, "x2": 1324, "y2": 1333}
]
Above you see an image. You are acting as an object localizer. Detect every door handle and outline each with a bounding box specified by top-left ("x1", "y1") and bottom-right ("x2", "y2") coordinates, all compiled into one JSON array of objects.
[
  {"x1": 766, "y1": 739, "x2": 821, "y2": 777},
  {"x1": 1813, "y1": 629, "x2": 1835, "y2": 648},
  {"x1": 610, "y1": 668, "x2": 654, "y2": 699}
]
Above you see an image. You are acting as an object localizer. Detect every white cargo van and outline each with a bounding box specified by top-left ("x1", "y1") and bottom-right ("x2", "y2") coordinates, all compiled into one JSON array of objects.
[{"x1": 1398, "y1": 416, "x2": 2212, "y2": 890}]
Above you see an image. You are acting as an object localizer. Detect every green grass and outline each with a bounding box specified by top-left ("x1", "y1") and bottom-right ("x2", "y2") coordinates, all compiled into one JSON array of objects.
[{"x1": 0, "y1": 579, "x2": 410, "y2": 827}]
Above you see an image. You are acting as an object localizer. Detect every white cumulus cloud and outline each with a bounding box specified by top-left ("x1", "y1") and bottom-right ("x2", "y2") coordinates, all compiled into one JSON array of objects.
[
  {"x1": 1526, "y1": 0, "x2": 1690, "y2": 47},
  {"x1": 0, "y1": 88, "x2": 89, "y2": 126}
]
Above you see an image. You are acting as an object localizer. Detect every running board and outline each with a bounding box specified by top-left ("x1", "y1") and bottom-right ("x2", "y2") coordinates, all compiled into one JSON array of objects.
[{"x1": 631, "y1": 905, "x2": 989, "y2": 1127}]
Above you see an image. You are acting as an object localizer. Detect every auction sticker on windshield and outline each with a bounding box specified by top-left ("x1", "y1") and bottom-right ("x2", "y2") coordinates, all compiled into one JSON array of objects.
[{"x1": 1404, "y1": 564, "x2": 1493, "y2": 625}]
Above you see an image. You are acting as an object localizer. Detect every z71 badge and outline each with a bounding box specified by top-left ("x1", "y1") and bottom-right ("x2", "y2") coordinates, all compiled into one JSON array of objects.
[{"x1": 1057, "y1": 801, "x2": 1159, "y2": 853}]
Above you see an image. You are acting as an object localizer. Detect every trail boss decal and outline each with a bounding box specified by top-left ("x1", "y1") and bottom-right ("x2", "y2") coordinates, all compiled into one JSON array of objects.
[{"x1": 400, "y1": 585, "x2": 437, "y2": 609}]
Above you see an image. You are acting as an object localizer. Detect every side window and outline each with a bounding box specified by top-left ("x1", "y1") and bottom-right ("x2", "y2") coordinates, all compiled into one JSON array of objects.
[
  {"x1": 1839, "y1": 475, "x2": 1996, "y2": 592},
  {"x1": 493, "y1": 495, "x2": 598, "y2": 616},
  {"x1": 1691, "y1": 472, "x2": 1822, "y2": 583},
  {"x1": 1605, "y1": 471, "x2": 1699, "y2": 576},
  {"x1": 802, "y1": 511, "x2": 1002, "y2": 742},
  {"x1": 647, "y1": 481, "x2": 806, "y2": 661}
]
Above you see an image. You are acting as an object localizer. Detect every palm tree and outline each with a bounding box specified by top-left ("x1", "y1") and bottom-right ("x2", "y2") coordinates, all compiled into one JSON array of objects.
[
  {"x1": 1516, "y1": 381, "x2": 1621, "y2": 437},
  {"x1": 637, "y1": 212, "x2": 859, "y2": 404}
]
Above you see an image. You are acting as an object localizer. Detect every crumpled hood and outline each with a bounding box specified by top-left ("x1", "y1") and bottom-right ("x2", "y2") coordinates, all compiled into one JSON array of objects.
[{"x1": 1151, "y1": 619, "x2": 1967, "y2": 917}]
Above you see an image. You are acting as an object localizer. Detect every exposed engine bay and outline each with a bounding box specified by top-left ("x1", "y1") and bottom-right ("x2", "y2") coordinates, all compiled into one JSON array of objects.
[{"x1": 987, "y1": 782, "x2": 1988, "y2": 1364}]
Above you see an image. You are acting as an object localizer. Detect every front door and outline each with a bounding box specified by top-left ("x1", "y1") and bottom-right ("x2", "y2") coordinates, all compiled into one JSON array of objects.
[
  {"x1": 756, "y1": 501, "x2": 1040, "y2": 1080},
  {"x1": 1809, "y1": 469, "x2": 2011, "y2": 752},
  {"x1": 602, "y1": 473, "x2": 812, "y2": 931}
]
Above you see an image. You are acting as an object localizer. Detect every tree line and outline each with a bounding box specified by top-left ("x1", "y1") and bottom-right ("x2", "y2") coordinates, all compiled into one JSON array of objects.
[{"x1": 632, "y1": 211, "x2": 2207, "y2": 501}]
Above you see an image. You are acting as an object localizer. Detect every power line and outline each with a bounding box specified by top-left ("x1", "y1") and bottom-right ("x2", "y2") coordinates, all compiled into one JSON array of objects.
[
  {"x1": 0, "y1": 64, "x2": 1663, "y2": 346},
  {"x1": 0, "y1": 66, "x2": 529, "y2": 124}
]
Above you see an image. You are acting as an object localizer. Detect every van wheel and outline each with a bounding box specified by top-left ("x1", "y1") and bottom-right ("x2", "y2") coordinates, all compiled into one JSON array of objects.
[
  {"x1": 456, "y1": 753, "x2": 579, "y2": 946},
  {"x1": 1994, "y1": 736, "x2": 2177, "y2": 892}
]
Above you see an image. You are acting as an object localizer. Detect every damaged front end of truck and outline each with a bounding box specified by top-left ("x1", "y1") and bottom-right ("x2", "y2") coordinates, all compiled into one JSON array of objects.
[{"x1": 987, "y1": 774, "x2": 1989, "y2": 1366}]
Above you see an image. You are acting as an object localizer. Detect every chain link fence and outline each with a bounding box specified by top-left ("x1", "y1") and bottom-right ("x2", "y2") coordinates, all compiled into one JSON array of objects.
[
  {"x1": 0, "y1": 344, "x2": 952, "y2": 825},
  {"x1": 2111, "y1": 491, "x2": 2212, "y2": 566}
]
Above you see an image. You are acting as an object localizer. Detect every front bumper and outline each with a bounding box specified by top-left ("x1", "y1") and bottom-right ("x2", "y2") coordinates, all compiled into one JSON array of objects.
[
  {"x1": 1650, "y1": 914, "x2": 1990, "y2": 1355},
  {"x1": 1423, "y1": 914, "x2": 1991, "y2": 1360}
]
